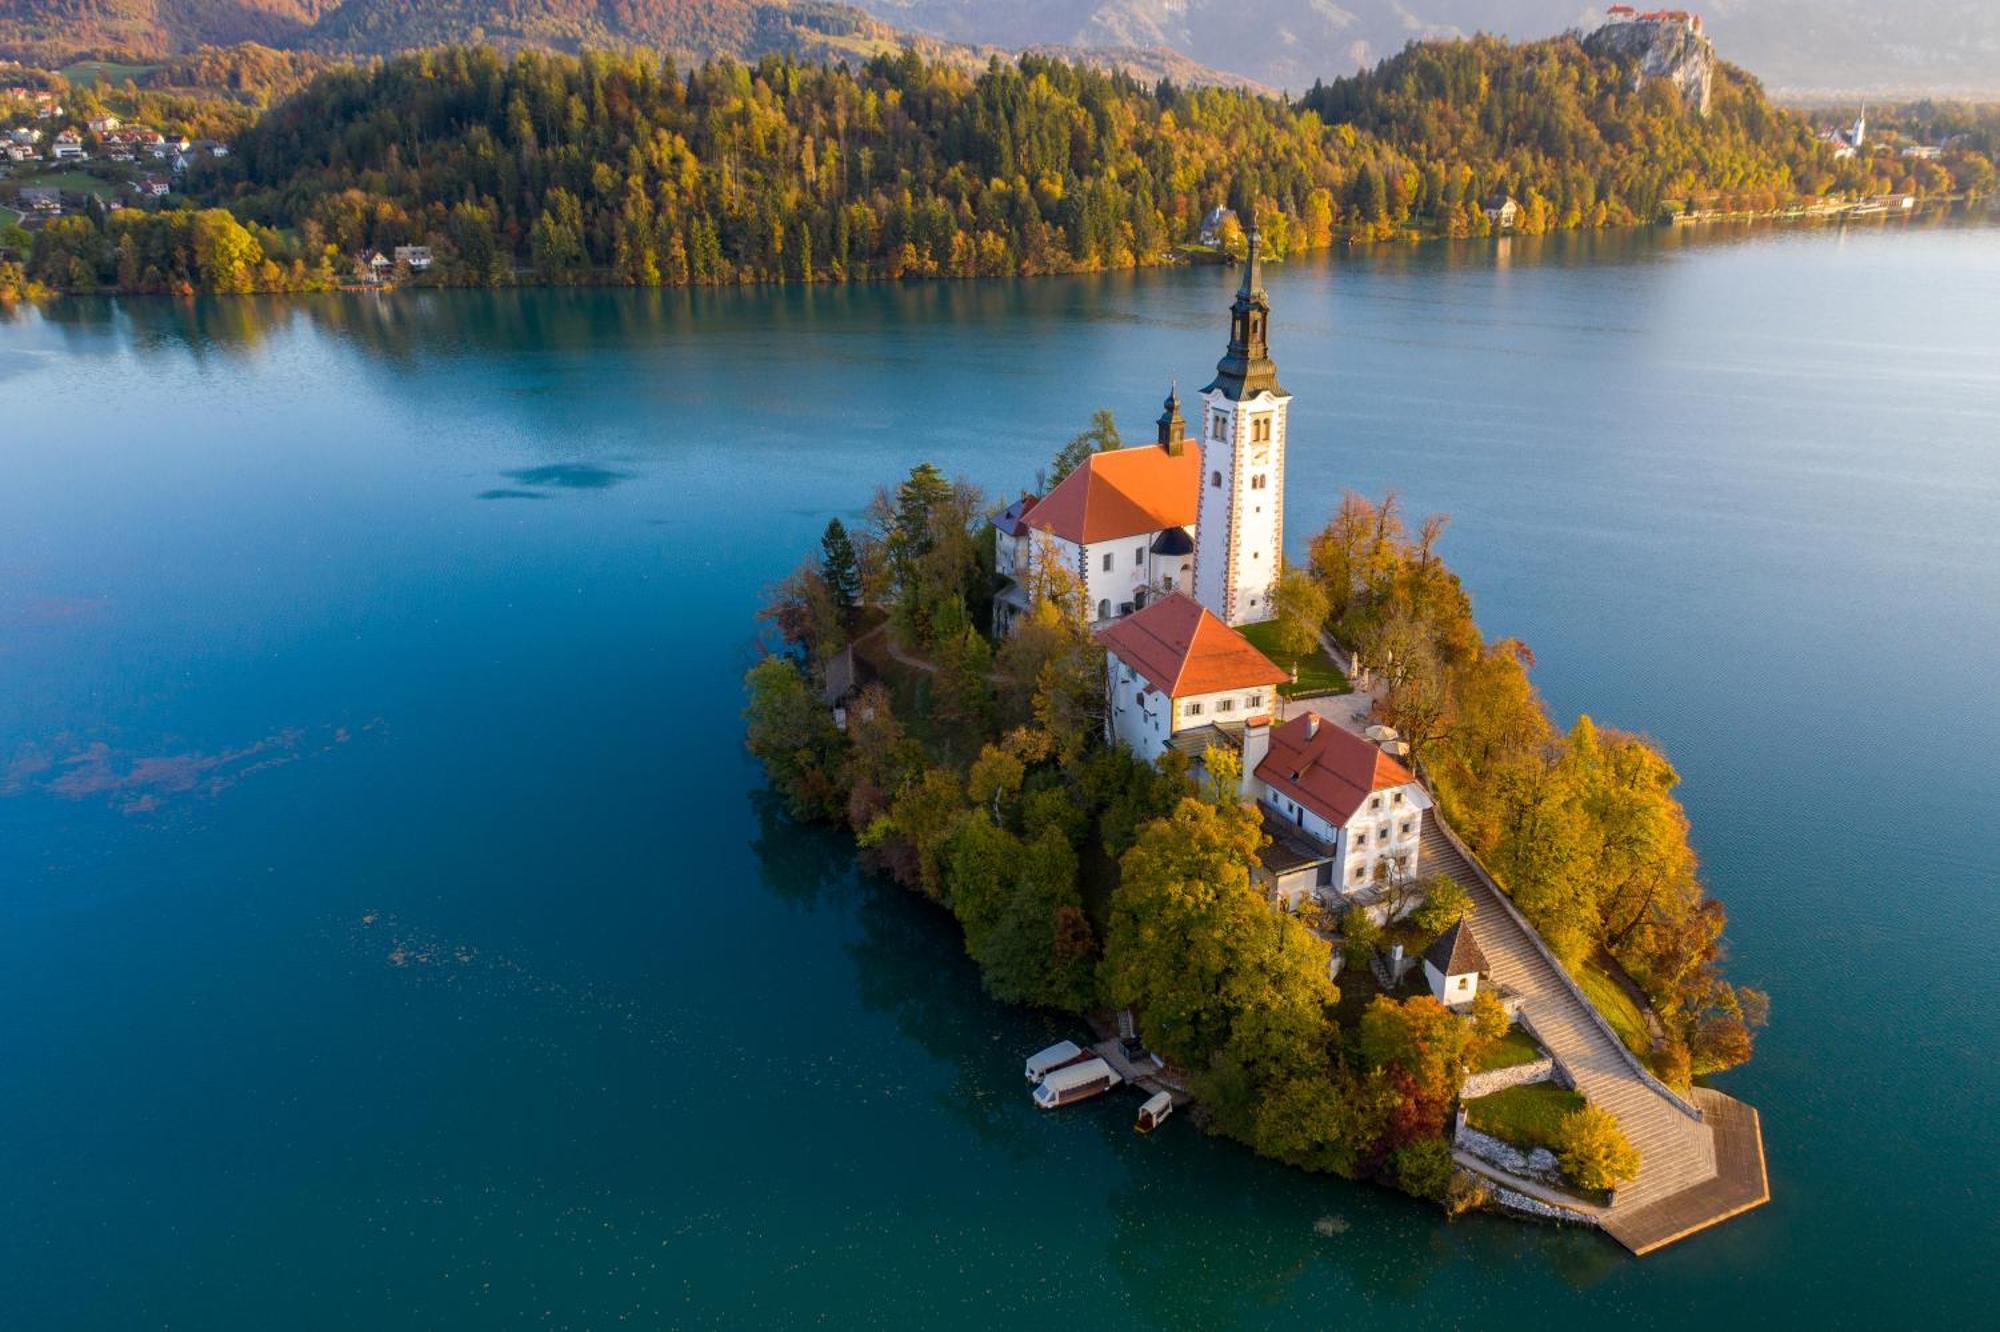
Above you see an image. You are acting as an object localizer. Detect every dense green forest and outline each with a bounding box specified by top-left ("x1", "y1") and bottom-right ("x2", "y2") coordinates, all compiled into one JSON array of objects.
[{"x1": 5, "y1": 35, "x2": 1995, "y2": 300}]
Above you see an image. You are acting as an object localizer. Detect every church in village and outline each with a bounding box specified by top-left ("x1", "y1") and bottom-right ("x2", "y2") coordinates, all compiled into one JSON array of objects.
[{"x1": 991, "y1": 235, "x2": 1434, "y2": 923}]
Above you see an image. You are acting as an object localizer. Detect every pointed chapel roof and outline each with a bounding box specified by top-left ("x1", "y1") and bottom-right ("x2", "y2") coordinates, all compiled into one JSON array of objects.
[
  {"x1": 1422, "y1": 918, "x2": 1488, "y2": 978},
  {"x1": 1096, "y1": 592, "x2": 1288, "y2": 698},
  {"x1": 1024, "y1": 441, "x2": 1202, "y2": 545}
]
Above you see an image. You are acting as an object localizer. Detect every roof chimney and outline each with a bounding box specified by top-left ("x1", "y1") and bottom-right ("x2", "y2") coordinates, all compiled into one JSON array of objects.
[
  {"x1": 1305, "y1": 712, "x2": 1321, "y2": 739},
  {"x1": 1240, "y1": 715, "x2": 1271, "y2": 798}
]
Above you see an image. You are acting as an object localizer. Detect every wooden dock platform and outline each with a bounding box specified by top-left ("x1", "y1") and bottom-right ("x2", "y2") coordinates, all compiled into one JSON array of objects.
[{"x1": 1600, "y1": 1089, "x2": 1771, "y2": 1254}]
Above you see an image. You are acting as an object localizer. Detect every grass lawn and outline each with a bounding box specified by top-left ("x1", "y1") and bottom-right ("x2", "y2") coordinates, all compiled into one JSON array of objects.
[
  {"x1": 1474, "y1": 1024, "x2": 1546, "y2": 1073},
  {"x1": 1239, "y1": 620, "x2": 1351, "y2": 699},
  {"x1": 60, "y1": 61, "x2": 162, "y2": 86},
  {"x1": 1577, "y1": 959, "x2": 1652, "y2": 1058},
  {"x1": 1465, "y1": 1082, "x2": 1585, "y2": 1152},
  {"x1": 17, "y1": 170, "x2": 121, "y2": 198}
]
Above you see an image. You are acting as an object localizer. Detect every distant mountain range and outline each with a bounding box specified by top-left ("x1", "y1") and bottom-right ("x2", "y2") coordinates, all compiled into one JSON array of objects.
[
  {"x1": 853, "y1": 1, "x2": 2000, "y2": 97},
  {"x1": 2, "y1": 0, "x2": 1994, "y2": 96},
  {"x1": 0, "y1": 0, "x2": 1254, "y2": 90}
]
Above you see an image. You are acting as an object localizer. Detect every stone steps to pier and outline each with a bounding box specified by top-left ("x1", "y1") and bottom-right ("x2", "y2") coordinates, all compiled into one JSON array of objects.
[{"x1": 1418, "y1": 816, "x2": 1767, "y2": 1247}]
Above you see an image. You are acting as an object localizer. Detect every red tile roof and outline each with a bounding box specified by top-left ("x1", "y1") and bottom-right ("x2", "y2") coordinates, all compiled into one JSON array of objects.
[
  {"x1": 1024, "y1": 441, "x2": 1201, "y2": 545},
  {"x1": 1254, "y1": 713, "x2": 1417, "y2": 827},
  {"x1": 1097, "y1": 592, "x2": 1288, "y2": 698}
]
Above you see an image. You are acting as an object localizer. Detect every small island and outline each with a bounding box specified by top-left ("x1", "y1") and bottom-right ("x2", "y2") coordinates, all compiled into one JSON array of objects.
[{"x1": 747, "y1": 235, "x2": 1769, "y2": 1253}]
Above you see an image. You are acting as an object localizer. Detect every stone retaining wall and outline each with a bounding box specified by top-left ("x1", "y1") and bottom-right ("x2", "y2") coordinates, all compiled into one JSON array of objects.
[{"x1": 1461, "y1": 1056, "x2": 1556, "y2": 1100}]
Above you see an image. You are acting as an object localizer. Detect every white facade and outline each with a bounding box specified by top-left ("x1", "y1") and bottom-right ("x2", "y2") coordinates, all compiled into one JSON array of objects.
[
  {"x1": 1194, "y1": 386, "x2": 1287, "y2": 625},
  {"x1": 1104, "y1": 650, "x2": 1273, "y2": 764},
  {"x1": 1424, "y1": 958, "x2": 1480, "y2": 1006}
]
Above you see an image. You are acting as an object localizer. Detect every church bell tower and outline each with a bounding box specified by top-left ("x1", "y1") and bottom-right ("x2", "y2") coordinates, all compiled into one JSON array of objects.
[{"x1": 1193, "y1": 232, "x2": 1290, "y2": 626}]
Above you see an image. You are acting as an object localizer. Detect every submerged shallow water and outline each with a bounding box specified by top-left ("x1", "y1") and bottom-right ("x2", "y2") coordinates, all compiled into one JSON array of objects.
[{"x1": 2, "y1": 218, "x2": 1996, "y2": 1326}]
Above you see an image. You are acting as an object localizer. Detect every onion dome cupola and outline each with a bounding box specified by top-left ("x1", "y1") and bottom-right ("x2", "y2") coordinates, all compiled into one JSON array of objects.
[
  {"x1": 1202, "y1": 229, "x2": 1286, "y2": 401},
  {"x1": 1157, "y1": 380, "x2": 1186, "y2": 453}
]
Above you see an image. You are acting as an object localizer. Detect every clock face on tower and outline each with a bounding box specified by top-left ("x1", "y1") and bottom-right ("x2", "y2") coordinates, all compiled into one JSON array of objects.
[{"x1": 1248, "y1": 440, "x2": 1271, "y2": 466}]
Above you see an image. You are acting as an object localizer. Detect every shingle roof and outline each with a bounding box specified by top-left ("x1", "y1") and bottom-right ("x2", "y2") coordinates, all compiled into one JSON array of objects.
[
  {"x1": 1253, "y1": 713, "x2": 1418, "y2": 828},
  {"x1": 1097, "y1": 593, "x2": 1288, "y2": 699},
  {"x1": 1422, "y1": 919, "x2": 1488, "y2": 978},
  {"x1": 1024, "y1": 442, "x2": 1201, "y2": 545}
]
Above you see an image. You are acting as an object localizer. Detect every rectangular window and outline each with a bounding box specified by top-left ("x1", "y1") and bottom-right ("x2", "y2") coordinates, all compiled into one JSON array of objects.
[
  {"x1": 1102, "y1": 552, "x2": 1113, "y2": 572},
  {"x1": 1135, "y1": 546, "x2": 1145, "y2": 566},
  {"x1": 1370, "y1": 796, "x2": 1381, "y2": 811},
  {"x1": 1252, "y1": 417, "x2": 1272, "y2": 443},
  {"x1": 1210, "y1": 414, "x2": 1225, "y2": 441},
  {"x1": 1352, "y1": 865, "x2": 1366, "y2": 883},
  {"x1": 1184, "y1": 701, "x2": 1203, "y2": 717},
  {"x1": 1250, "y1": 474, "x2": 1267, "y2": 490},
  {"x1": 1401, "y1": 821, "x2": 1413, "y2": 837},
  {"x1": 1247, "y1": 693, "x2": 1263, "y2": 708},
  {"x1": 1216, "y1": 698, "x2": 1234, "y2": 713},
  {"x1": 1393, "y1": 791, "x2": 1404, "y2": 805}
]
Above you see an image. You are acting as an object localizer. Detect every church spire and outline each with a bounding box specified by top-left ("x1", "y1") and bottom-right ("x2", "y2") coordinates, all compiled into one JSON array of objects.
[
  {"x1": 1203, "y1": 227, "x2": 1284, "y2": 401},
  {"x1": 1156, "y1": 379, "x2": 1185, "y2": 454}
]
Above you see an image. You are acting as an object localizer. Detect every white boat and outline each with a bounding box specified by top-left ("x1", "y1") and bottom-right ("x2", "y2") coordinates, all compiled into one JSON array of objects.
[
  {"x1": 1023, "y1": 1039, "x2": 1087, "y2": 1084},
  {"x1": 1032, "y1": 1057, "x2": 1121, "y2": 1110},
  {"x1": 1135, "y1": 1090, "x2": 1174, "y2": 1133}
]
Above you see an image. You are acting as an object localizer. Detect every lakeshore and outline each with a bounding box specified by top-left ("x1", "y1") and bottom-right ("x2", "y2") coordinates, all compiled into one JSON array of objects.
[{"x1": 1, "y1": 224, "x2": 1995, "y2": 1325}]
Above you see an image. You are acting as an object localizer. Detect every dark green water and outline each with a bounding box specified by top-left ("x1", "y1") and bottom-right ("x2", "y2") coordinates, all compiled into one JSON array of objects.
[{"x1": 2, "y1": 220, "x2": 1995, "y2": 1327}]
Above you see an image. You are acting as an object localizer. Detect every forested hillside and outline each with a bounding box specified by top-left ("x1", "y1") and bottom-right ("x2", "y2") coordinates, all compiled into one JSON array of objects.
[{"x1": 8, "y1": 35, "x2": 1991, "y2": 300}]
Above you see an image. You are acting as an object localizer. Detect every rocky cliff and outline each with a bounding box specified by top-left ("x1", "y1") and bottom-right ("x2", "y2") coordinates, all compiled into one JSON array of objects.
[{"x1": 1584, "y1": 16, "x2": 1716, "y2": 117}]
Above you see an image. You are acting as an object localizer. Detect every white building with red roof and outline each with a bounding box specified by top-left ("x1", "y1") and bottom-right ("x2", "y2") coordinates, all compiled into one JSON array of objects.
[
  {"x1": 1244, "y1": 711, "x2": 1432, "y2": 911},
  {"x1": 1017, "y1": 388, "x2": 1203, "y2": 628},
  {"x1": 1097, "y1": 592, "x2": 1288, "y2": 763}
]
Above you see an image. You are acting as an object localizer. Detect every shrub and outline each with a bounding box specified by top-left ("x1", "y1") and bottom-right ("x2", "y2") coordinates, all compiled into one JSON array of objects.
[
  {"x1": 1556, "y1": 1104, "x2": 1641, "y2": 1190},
  {"x1": 1392, "y1": 1136, "x2": 1457, "y2": 1203},
  {"x1": 1467, "y1": 988, "x2": 1510, "y2": 1043},
  {"x1": 1410, "y1": 874, "x2": 1472, "y2": 938},
  {"x1": 1340, "y1": 904, "x2": 1382, "y2": 967}
]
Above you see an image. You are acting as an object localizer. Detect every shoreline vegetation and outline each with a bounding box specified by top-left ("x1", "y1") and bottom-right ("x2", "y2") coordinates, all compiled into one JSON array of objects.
[
  {"x1": 743, "y1": 447, "x2": 1767, "y2": 1215},
  {"x1": 5, "y1": 35, "x2": 1996, "y2": 303}
]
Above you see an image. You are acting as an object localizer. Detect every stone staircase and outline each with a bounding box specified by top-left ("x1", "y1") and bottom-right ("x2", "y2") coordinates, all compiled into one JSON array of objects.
[{"x1": 1419, "y1": 818, "x2": 1725, "y2": 1222}]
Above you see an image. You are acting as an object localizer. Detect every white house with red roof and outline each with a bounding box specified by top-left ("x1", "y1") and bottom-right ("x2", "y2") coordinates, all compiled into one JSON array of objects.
[
  {"x1": 1097, "y1": 592, "x2": 1288, "y2": 764},
  {"x1": 1018, "y1": 389, "x2": 1203, "y2": 628},
  {"x1": 1243, "y1": 711, "x2": 1432, "y2": 911}
]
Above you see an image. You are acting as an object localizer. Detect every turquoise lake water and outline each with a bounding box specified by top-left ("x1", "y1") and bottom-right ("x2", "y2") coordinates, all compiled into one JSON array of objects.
[{"x1": 2, "y1": 219, "x2": 1996, "y2": 1326}]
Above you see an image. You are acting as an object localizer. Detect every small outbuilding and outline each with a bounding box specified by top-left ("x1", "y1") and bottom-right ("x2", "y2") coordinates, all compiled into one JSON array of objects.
[{"x1": 1422, "y1": 918, "x2": 1488, "y2": 1009}]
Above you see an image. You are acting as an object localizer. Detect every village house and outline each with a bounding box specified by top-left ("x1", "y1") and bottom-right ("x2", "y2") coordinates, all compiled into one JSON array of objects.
[
  {"x1": 8, "y1": 126, "x2": 41, "y2": 145},
  {"x1": 20, "y1": 185, "x2": 61, "y2": 213},
  {"x1": 1483, "y1": 195, "x2": 1522, "y2": 230},
  {"x1": 1097, "y1": 592, "x2": 1288, "y2": 765},
  {"x1": 137, "y1": 175, "x2": 170, "y2": 197},
  {"x1": 87, "y1": 114, "x2": 121, "y2": 135},
  {"x1": 1198, "y1": 205, "x2": 1239, "y2": 247},
  {"x1": 1241, "y1": 711, "x2": 1431, "y2": 912},
  {"x1": 393, "y1": 244, "x2": 434, "y2": 271},
  {"x1": 50, "y1": 128, "x2": 83, "y2": 160}
]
